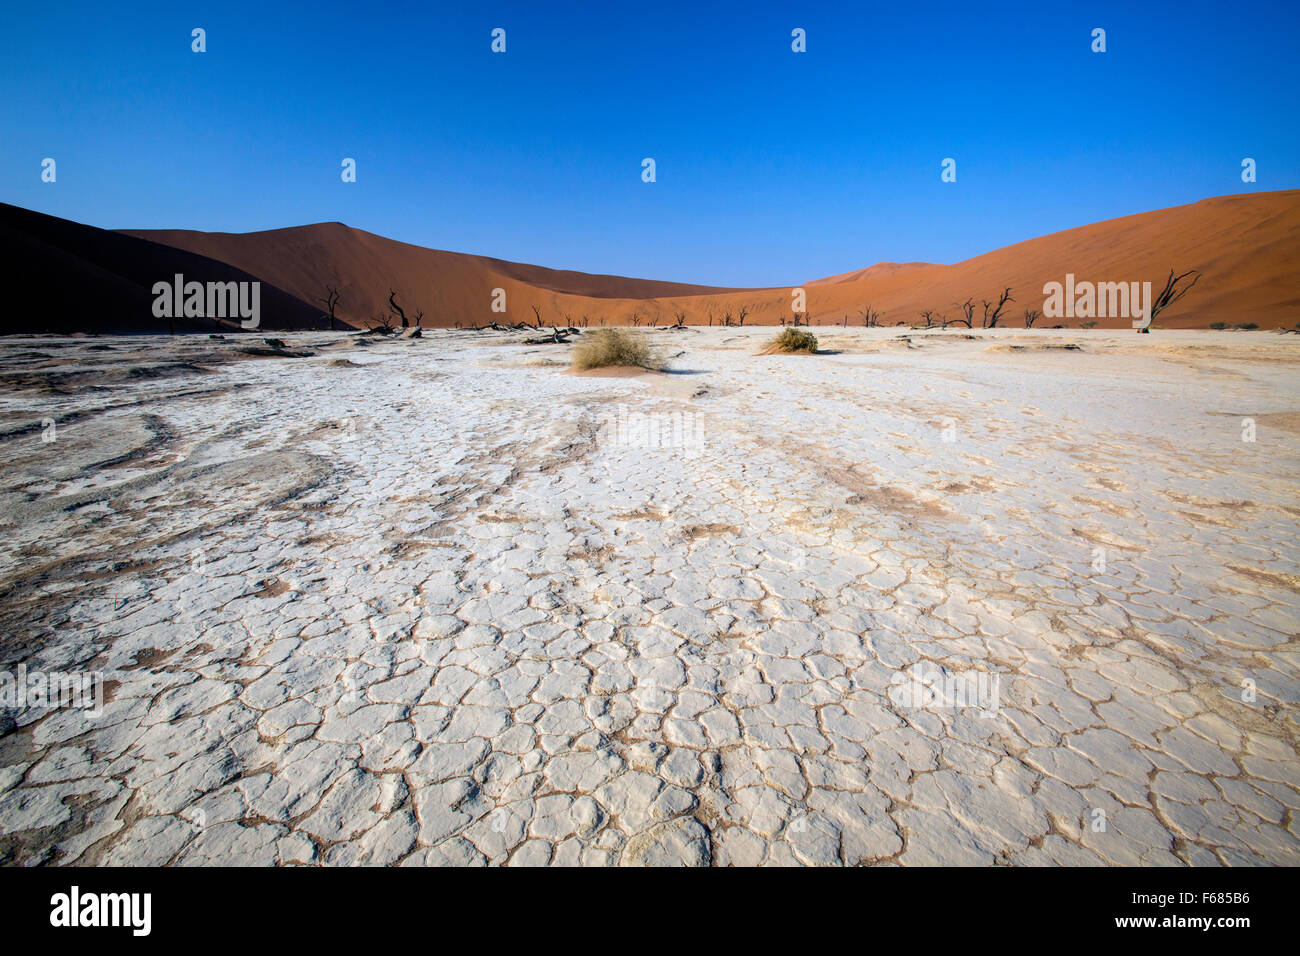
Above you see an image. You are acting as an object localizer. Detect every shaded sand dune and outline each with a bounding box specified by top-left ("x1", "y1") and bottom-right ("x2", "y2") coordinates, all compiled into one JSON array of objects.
[
  {"x1": 124, "y1": 190, "x2": 1300, "y2": 330},
  {"x1": 0, "y1": 203, "x2": 325, "y2": 334}
]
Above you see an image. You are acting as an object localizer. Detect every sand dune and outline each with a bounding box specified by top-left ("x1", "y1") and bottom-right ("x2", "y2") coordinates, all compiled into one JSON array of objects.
[
  {"x1": 810, "y1": 190, "x2": 1300, "y2": 330},
  {"x1": 122, "y1": 222, "x2": 748, "y2": 332},
  {"x1": 123, "y1": 190, "x2": 1300, "y2": 331},
  {"x1": 0, "y1": 202, "x2": 325, "y2": 334},
  {"x1": 807, "y1": 261, "x2": 936, "y2": 286},
  {"x1": 5, "y1": 191, "x2": 1295, "y2": 335}
]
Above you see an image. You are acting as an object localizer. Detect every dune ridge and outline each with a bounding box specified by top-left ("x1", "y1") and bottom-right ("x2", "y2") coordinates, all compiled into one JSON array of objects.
[
  {"x1": 124, "y1": 190, "x2": 1300, "y2": 330},
  {"x1": 4, "y1": 191, "x2": 1296, "y2": 335}
]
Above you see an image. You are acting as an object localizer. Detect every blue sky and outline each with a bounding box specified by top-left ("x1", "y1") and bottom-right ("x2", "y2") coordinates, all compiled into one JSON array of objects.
[{"x1": 2, "y1": 0, "x2": 1296, "y2": 285}]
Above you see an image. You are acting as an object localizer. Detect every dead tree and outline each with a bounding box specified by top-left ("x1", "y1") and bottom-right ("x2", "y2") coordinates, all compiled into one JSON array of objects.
[
  {"x1": 981, "y1": 287, "x2": 1014, "y2": 328},
  {"x1": 524, "y1": 326, "x2": 575, "y2": 344},
  {"x1": 956, "y1": 298, "x2": 976, "y2": 329},
  {"x1": 318, "y1": 285, "x2": 341, "y2": 330},
  {"x1": 1023, "y1": 308, "x2": 1040, "y2": 329},
  {"x1": 862, "y1": 305, "x2": 883, "y2": 327},
  {"x1": 1144, "y1": 269, "x2": 1202, "y2": 331},
  {"x1": 737, "y1": 306, "x2": 750, "y2": 327},
  {"x1": 388, "y1": 289, "x2": 409, "y2": 329},
  {"x1": 367, "y1": 311, "x2": 397, "y2": 332},
  {"x1": 671, "y1": 310, "x2": 688, "y2": 329}
]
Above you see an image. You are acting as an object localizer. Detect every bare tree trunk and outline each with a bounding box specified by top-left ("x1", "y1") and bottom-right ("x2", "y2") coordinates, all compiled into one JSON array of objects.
[
  {"x1": 319, "y1": 286, "x2": 340, "y2": 330},
  {"x1": 1145, "y1": 269, "x2": 1201, "y2": 331},
  {"x1": 389, "y1": 290, "x2": 408, "y2": 328},
  {"x1": 982, "y1": 287, "x2": 1014, "y2": 328}
]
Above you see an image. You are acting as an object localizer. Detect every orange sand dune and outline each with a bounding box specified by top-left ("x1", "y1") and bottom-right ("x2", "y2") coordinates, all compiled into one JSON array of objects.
[
  {"x1": 124, "y1": 190, "x2": 1300, "y2": 331},
  {"x1": 803, "y1": 190, "x2": 1300, "y2": 330},
  {"x1": 122, "y1": 222, "x2": 748, "y2": 331},
  {"x1": 807, "y1": 262, "x2": 936, "y2": 286}
]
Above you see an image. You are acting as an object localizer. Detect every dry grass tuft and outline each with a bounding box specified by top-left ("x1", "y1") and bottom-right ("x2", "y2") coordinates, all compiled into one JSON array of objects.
[
  {"x1": 767, "y1": 327, "x2": 819, "y2": 353},
  {"x1": 571, "y1": 328, "x2": 663, "y2": 370}
]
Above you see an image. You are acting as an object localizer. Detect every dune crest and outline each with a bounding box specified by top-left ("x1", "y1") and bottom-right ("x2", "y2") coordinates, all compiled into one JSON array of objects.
[
  {"x1": 124, "y1": 190, "x2": 1300, "y2": 330},
  {"x1": 5, "y1": 190, "x2": 1297, "y2": 335}
]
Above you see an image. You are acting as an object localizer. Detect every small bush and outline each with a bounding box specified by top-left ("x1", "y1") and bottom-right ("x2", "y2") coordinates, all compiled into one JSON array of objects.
[
  {"x1": 1234, "y1": 322, "x2": 1259, "y2": 330},
  {"x1": 571, "y1": 327, "x2": 661, "y2": 370},
  {"x1": 1081, "y1": 320, "x2": 1098, "y2": 329},
  {"x1": 1209, "y1": 322, "x2": 1227, "y2": 330},
  {"x1": 768, "y1": 327, "x2": 819, "y2": 353}
]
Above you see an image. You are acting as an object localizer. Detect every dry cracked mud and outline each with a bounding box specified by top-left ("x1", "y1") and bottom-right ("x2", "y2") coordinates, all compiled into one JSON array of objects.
[{"x1": 0, "y1": 327, "x2": 1296, "y2": 866}]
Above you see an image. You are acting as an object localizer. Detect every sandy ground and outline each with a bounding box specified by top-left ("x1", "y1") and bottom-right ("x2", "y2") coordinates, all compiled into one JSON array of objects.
[{"x1": 0, "y1": 326, "x2": 1296, "y2": 866}]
